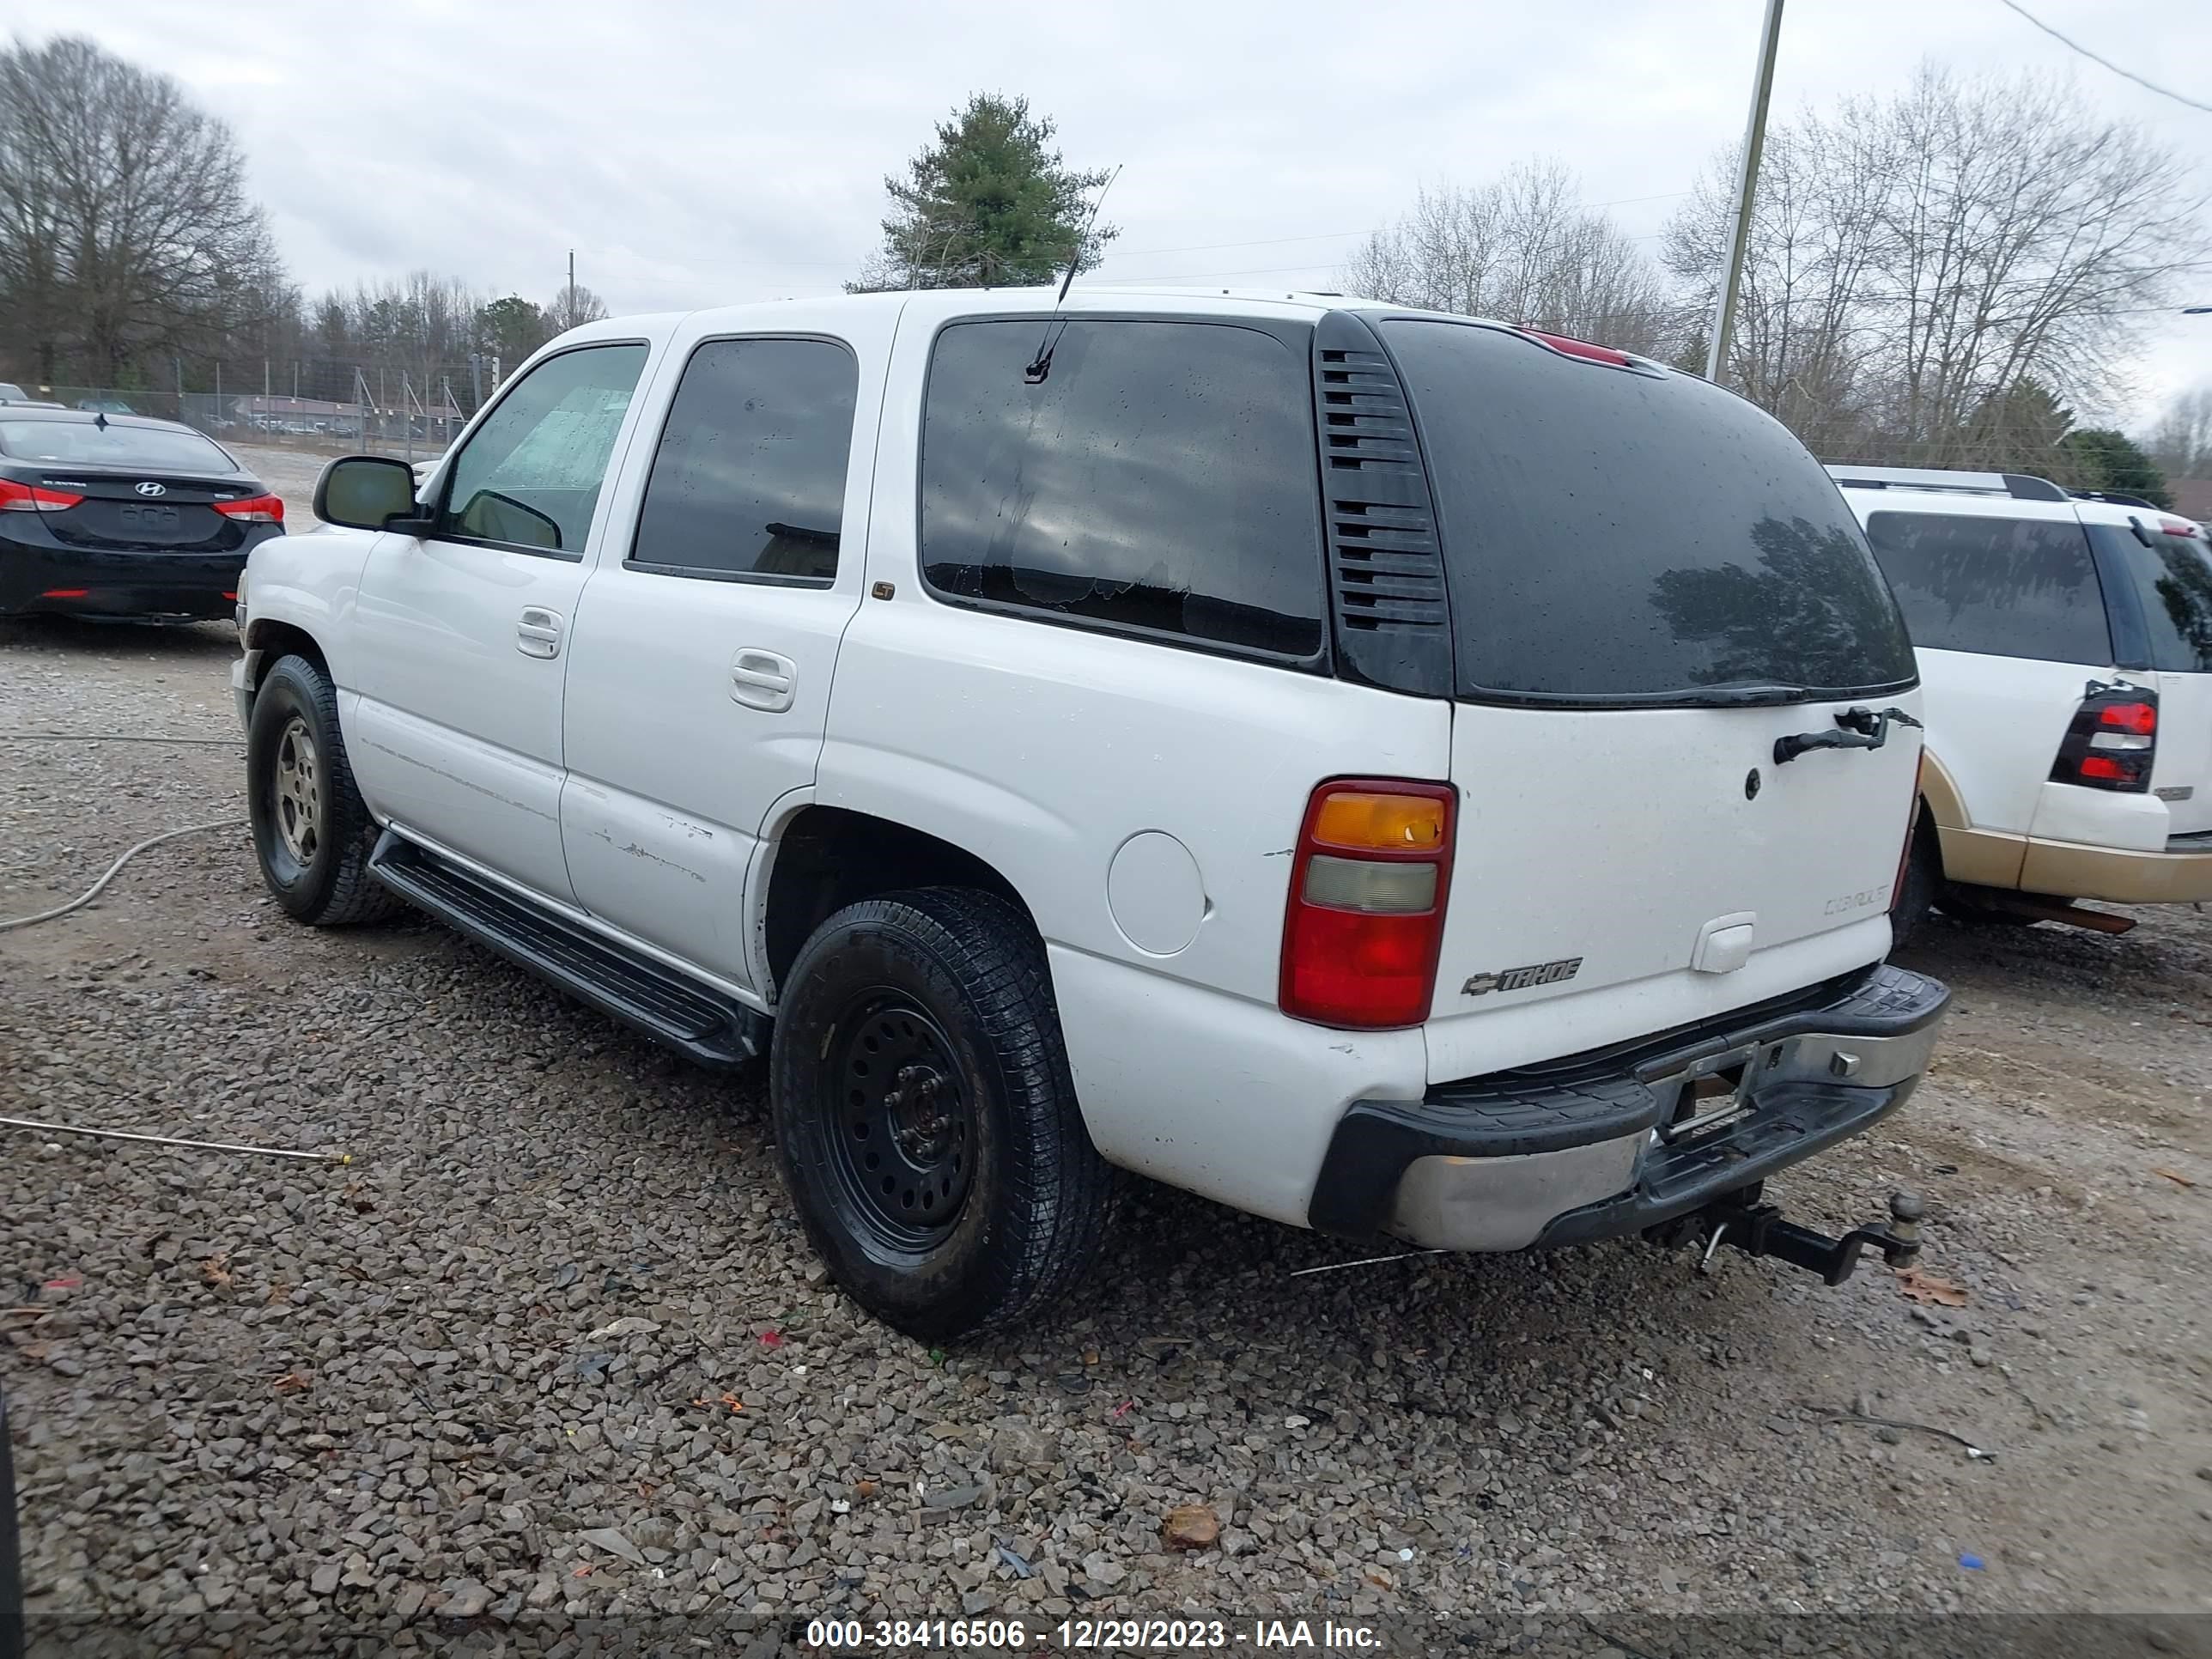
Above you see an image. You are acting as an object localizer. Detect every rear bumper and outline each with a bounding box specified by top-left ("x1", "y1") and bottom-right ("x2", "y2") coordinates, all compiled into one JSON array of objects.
[
  {"x1": 1310, "y1": 963, "x2": 1950, "y2": 1251},
  {"x1": 0, "y1": 535, "x2": 249, "y2": 622},
  {"x1": 2016, "y1": 835, "x2": 2212, "y2": 904}
]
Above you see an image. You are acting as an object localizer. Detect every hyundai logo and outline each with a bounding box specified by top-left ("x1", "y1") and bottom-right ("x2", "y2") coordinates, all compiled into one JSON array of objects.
[{"x1": 135, "y1": 481, "x2": 167, "y2": 497}]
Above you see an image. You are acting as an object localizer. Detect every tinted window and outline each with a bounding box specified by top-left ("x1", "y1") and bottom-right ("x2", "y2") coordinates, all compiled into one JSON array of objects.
[
  {"x1": 2089, "y1": 521, "x2": 2212, "y2": 672},
  {"x1": 1382, "y1": 320, "x2": 1915, "y2": 703},
  {"x1": 629, "y1": 337, "x2": 858, "y2": 583},
  {"x1": 1864, "y1": 512, "x2": 2112, "y2": 665},
  {"x1": 0, "y1": 420, "x2": 236, "y2": 472},
  {"x1": 437, "y1": 344, "x2": 646, "y2": 553},
  {"x1": 921, "y1": 319, "x2": 1325, "y2": 659}
]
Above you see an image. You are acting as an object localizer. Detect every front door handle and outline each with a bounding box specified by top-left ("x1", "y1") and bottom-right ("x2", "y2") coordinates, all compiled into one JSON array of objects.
[
  {"x1": 731, "y1": 648, "x2": 797, "y2": 712},
  {"x1": 516, "y1": 606, "x2": 562, "y2": 659}
]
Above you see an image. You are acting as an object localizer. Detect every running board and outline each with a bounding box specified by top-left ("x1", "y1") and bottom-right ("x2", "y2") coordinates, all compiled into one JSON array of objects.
[{"x1": 368, "y1": 831, "x2": 766, "y2": 1067}]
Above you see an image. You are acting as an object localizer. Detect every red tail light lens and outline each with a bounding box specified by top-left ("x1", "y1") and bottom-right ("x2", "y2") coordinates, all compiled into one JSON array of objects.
[
  {"x1": 2051, "y1": 685, "x2": 2157, "y2": 793},
  {"x1": 0, "y1": 478, "x2": 85, "y2": 512},
  {"x1": 1519, "y1": 328, "x2": 1633, "y2": 368},
  {"x1": 213, "y1": 492, "x2": 284, "y2": 524},
  {"x1": 1280, "y1": 779, "x2": 1455, "y2": 1029}
]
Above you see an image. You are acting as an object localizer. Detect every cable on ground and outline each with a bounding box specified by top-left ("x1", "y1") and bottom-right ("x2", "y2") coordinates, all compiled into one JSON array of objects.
[{"x1": 0, "y1": 818, "x2": 244, "y2": 933}]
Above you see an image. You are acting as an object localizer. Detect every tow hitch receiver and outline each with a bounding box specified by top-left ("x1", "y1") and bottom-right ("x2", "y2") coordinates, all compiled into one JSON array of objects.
[{"x1": 1682, "y1": 1188, "x2": 1925, "y2": 1286}]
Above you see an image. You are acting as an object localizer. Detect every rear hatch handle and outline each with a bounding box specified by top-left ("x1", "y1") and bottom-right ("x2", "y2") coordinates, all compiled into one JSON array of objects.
[{"x1": 1773, "y1": 705, "x2": 1923, "y2": 766}]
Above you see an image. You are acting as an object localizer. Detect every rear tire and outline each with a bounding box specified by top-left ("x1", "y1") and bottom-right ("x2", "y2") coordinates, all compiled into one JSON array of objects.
[
  {"x1": 770, "y1": 887, "x2": 1114, "y2": 1340},
  {"x1": 1889, "y1": 814, "x2": 1939, "y2": 951},
  {"x1": 246, "y1": 653, "x2": 397, "y2": 926}
]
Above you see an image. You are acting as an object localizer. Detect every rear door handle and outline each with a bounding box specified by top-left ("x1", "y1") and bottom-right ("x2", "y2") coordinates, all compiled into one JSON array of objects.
[
  {"x1": 731, "y1": 648, "x2": 796, "y2": 712},
  {"x1": 516, "y1": 606, "x2": 562, "y2": 659}
]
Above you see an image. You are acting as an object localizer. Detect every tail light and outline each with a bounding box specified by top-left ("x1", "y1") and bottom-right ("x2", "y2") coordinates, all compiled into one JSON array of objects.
[
  {"x1": 0, "y1": 479, "x2": 84, "y2": 512},
  {"x1": 1279, "y1": 779, "x2": 1455, "y2": 1029},
  {"x1": 214, "y1": 493, "x2": 284, "y2": 524},
  {"x1": 2159, "y1": 517, "x2": 2203, "y2": 540},
  {"x1": 2051, "y1": 684, "x2": 2157, "y2": 793}
]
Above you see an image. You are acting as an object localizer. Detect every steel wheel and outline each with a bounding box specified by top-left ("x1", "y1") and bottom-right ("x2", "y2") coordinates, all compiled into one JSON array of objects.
[
  {"x1": 272, "y1": 715, "x2": 322, "y2": 866},
  {"x1": 820, "y1": 993, "x2": 977, "y2": 1259}
]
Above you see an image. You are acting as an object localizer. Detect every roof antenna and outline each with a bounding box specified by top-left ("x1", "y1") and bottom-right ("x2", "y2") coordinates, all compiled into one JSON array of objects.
[
  {"x1": 1025, "y1": 164, "x2": 1121, "y2": 384},
  {"x1": 94, "y1": 411, "x2": 108, "y2": 430}
]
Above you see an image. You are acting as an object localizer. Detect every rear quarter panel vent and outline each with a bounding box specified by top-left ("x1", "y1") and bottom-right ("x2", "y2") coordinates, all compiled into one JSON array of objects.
[{"x1": 1313, "y1": 310, "x2": 1452, "y2": 696}]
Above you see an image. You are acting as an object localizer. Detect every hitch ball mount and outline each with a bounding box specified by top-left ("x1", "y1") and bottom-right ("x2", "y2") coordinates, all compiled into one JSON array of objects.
[{"x1": 1661, "y1": 1187, "x2": 1925, "y2": 1286}]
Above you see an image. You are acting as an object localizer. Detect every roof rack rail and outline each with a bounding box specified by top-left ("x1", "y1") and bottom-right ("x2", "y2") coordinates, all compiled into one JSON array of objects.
[
  {"x1": 1823, "y1": 463, "x2": 2069, "y2": 503},
  {"x1": 2068, "y1": 489, "x2": 2159, "y2": 509}
]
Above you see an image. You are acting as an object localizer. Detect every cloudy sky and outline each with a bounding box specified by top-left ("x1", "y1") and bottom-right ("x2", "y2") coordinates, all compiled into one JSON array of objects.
[{"x1": 9, "y1": 0, "x2": 2210, "y2": 427}]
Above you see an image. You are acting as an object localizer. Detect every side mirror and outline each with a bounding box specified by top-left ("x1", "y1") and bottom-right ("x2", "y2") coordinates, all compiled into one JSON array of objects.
[{"x1": 313, "y1": 455, "x2": 430, "y2": 534}]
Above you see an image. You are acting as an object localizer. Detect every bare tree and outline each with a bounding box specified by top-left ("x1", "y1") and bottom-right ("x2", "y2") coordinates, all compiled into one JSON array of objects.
[
  {"x1": 545, "y1": 282, "x2": 611, "y2": 334},
  {"x1": 0, "y1": 35, "x2": 288, "y2": 386},
  {"x1": 1340, "y1": 161, "x2": 1681, "y2": 358},
  {"x1": 1668, "y1": 65, "x2": 2209, "y2": 469},
  {"x1": 2147, "y1": 385, "x2": 2212, "y2": 481}
]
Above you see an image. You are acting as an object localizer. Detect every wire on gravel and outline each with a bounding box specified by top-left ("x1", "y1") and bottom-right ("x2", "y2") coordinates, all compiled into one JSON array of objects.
[
  {"x1": 0, "y1": 818, "x2": 244, "y2": 933},
  {"x1": 0, "y1": 1117, "x2": 347, "y2": 1164},
  {"x1": 0, "y1": 734, "x2": 243, "y2": 745}
]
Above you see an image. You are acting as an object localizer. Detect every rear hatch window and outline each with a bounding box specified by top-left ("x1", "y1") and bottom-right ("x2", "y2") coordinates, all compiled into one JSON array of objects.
[
  {"x1": 1863, "y1": 511, "x2": 2112, "y2": 665},
  {"x1": 0, "y1": 420, "x2": 238, "y2": 473},
  {"x1": 2085, "y1": 520, "x2": 2212, "y2": 672},
  {"x1": 1381, "y1": 319, "x2": 1915, "y2": 705}
]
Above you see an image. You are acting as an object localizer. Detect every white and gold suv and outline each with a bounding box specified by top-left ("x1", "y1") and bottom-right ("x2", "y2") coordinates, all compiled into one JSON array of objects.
[{"x1": 1832, "y1": 465, "x2": 2212, "y2": 935}]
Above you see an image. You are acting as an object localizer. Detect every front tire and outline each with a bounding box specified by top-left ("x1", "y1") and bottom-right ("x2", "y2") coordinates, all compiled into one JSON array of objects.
[
  {"x1": 246, "y1": 653, "x2": 396, "y2": 926},
  {"x1": 770, "y1": 888, "x2": 1113, "y2": 1340}
]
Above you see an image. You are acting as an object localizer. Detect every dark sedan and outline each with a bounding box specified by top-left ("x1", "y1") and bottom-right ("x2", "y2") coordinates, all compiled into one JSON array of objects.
[{"x1": 0, "y1": 408, "x2": 283, "y2": 623}]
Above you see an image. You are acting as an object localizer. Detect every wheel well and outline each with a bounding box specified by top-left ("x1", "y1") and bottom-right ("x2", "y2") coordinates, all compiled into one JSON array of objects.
[
  {"x1": 763, "y1": 808, "x2": 1033, "y2": 994},
  {"x1": 246, "y1": 621, "x2": 327, "y2": 685}
]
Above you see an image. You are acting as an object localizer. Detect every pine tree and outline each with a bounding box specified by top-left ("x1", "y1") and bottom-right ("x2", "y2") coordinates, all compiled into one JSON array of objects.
[
  {"x1": 2063, "y1": 428, "x2": 2173, "y2": 507},
  {"x1": 848, "y1": 94, "x2": 1115, "y2": 293}
]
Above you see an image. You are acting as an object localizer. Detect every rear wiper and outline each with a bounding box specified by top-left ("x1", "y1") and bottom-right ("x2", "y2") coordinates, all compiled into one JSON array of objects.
[
  {"x1": 1671, "y1": 684, "x2": 1813, "y2": 708},
  {"x1": 1773, "y1": 705, "x2": 1923, "y2": 764}
]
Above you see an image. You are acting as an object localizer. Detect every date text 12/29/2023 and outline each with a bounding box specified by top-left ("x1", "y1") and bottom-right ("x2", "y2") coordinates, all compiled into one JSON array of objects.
[{"x1": 802, "y1": 1616, "x2": 1385, "y2": 1651}]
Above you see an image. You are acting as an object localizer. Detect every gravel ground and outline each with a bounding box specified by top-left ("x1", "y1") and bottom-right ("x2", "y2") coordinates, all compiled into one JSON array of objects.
[{"x1": 2, "y1": 592, "x2": 2209, "y2": 1656}]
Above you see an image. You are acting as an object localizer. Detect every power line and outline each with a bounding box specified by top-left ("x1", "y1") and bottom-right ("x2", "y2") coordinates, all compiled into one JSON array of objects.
[{"x1": 1994, "y1": 0, "x2": 2212, "y2": 115}]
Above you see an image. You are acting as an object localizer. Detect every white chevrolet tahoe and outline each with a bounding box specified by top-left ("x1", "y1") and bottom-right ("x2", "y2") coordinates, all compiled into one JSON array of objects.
[
  {"x1": 1830, "y1": 465, "x2": 2212, "y2": 936},
  {"x1": 234, "y1": 290, "x2": 1950, "y2": 1336}
]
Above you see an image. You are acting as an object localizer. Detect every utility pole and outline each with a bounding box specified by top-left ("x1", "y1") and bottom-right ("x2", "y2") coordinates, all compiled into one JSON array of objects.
[
  {"x1": 567, "y1": 248, "x2": 576, "y2": 331},
  {"x1": 1704, "y1": 0, "x2": 1786, "y2": 385}
]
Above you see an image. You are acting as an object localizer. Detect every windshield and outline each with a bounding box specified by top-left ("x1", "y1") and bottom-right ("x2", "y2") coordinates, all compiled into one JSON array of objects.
[
  {"x1": 1381, "y1": 319, "x2": 1916, "y2": 705},
  {"x1": 0, "y1": 420, "x2": 238, "y2": 472}
]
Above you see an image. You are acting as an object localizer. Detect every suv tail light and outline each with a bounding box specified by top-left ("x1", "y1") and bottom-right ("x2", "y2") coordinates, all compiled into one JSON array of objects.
[
  {"x1": 1279, "y1": 779, "x2": 1455, "y2": 1029},
  {"x1": 213, "y1": 493, "x2": 284, "y2": 524},
  {"x1": 0, "y1": 478, "x2": 84, "y2": 513},
  {"x1": 2051, "y1": 684, "x2": 2157, "y2": 793}
]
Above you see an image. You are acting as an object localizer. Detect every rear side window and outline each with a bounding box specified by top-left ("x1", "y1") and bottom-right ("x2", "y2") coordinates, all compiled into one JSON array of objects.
[
  {"x1": 1863, "y1": 512, "x2": 2112, "y2": 665},
  {"x1": 629, "y1": 337, "x2": 859, "y2": 584},
  {"x1": 920, "y1": 319, "x2": 1326, "y2": 659},
  {"x1": 0, "y1": 420, "x2": 237, "y2": 472},
  {"x1": 1382, "y1": 320, "x2": 1914, "y2": 704}
]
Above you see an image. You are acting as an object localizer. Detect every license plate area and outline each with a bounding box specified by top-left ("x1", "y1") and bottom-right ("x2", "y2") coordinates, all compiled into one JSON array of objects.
[
  {"x1": 118, "y1": 503, "x2": 181, "y2": 534},
  {"x1": 1654, "y1": 1041, "x2": 1779, "y2": 1144}
]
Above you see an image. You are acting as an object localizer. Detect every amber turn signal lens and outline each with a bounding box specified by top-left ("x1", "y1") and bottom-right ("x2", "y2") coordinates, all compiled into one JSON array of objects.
[{"x1": 1311, "y1": 791, "x2": 1446, "y2": 851}]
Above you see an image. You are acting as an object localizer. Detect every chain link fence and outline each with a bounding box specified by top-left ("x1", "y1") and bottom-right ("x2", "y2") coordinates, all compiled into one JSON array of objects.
[{"x1": 3, "y1": 362, "x2": 488, "y2": 461}]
